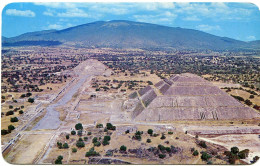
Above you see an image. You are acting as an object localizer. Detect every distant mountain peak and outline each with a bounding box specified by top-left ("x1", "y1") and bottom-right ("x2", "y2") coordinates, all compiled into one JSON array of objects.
[{"x1": 2, "y1": 20, "x2": 258, "y2": 50}]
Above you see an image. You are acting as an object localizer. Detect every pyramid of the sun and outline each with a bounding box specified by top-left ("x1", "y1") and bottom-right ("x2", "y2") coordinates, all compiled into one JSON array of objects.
[{"x1": 127, "y1": 73, "x2": 260, "y2": 121}]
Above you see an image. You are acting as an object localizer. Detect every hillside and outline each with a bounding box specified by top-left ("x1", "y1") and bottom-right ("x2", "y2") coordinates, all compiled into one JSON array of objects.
[{"x1": 2, "y1": 20, "x2": 257, "y2": 50}]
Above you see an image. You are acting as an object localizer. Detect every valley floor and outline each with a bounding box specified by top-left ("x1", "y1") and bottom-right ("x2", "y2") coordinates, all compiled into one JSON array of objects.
[{"x1": 2, "y1": 59, "x2": 260, "y2": 165}]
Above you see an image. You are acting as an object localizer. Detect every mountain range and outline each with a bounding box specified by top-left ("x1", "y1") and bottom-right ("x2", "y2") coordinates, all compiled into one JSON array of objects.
[{"x1": 2, "y1": 20, "x2": 259, "y2": 50}]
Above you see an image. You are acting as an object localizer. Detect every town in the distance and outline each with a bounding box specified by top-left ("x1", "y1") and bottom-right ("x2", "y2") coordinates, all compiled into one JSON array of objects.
[{"x1": 1, "y1": 2, "x2": 260, "y2": 165}]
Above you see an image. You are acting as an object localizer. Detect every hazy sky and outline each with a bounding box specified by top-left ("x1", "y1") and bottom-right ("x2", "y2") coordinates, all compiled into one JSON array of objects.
[{"x1": 2, "y1": 2, "x2": 260, "y2": 41}]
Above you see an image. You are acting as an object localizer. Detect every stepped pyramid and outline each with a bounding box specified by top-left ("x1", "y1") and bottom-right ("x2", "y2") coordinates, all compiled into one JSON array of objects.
[{"x1": 126, "y1": 73, "x2": 260, "y2": 121}]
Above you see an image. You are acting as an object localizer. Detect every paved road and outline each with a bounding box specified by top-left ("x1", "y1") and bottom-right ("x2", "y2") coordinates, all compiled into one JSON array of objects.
[{"x1": 33, "y1": 75, "x2": 90, "y2": 130}]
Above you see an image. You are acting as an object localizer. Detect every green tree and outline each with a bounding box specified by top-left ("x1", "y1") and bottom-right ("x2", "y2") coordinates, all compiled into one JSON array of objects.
[
  {"x1": 1, "y1": 129, "x2": 9, "y2": 135},
  {"x1": 10, "y1": 117, "x2": 19, "y2": 122},
  {"x1": 57, "y1": 142, "x2": 62, "y2": 149},
  {"x1": 146, "y1": 139, "x2": 151, "y2": 143},
  {"x1": 72, "y1": 148, "x2": 77, "y2": 153},
  {"x1": 120, "y1": 145, "x2": 127, "y2": 151},
  {"x1": 159, "y1": 154, "x2": 166, "y2": 159},
  {"x1": 71, "y1": 130, "x2": 76, "y2": 135},
  {"x1": 66, "y1": 134, "x2": 69, "y2": 139},
  {"x1": 199, "y1": 141, "x2": 207, "y2": 148},
  {"x1": 158, "y1": 144, "x2": 165, "y2": 151},
  {"x1": 92, "y1": 137, "x2": 98, "y2": 143},
  {"x1": 96, "y1": 124, "x2": 103, "y2": 128},
  {"x1": 104, "y1": 136, "x2": 111, "y2": 142},
  {"x1": 102, "y1": 140, "x2": 110, "y2": 146},
  {"x1": 160, "y1": 134, "x2": 166, "y2": 140},
  {"x1": 201, "y1": 152, "x2": 211, "y2": 161},
  {"x1": 8, "y1": 125, "x2": 15, "y2": 131},
  {"x1": 63, "y1": 143, "x2": 69, "y2": 149},
  {"x1": 6, "y1": 111, "x2": 14, "y2": 116},
  {"x1": 26, "y1": 92, "x2": 32, "y2": 97},
  {"x1": 19, "y1": 110, "x2": 24, "y2": 114},
  {"x1": 147, "y1": 129, "x2": 153, "y2": 135},
  {"x1": 231, "y1": 147, "x2": 239, "y2": 154},
  {"x1": 75, "y1": 123, "x2": 83, "y2": 130},
  {"x1": 77, "y1": 130, "x2": 83, "y2": 136},
  {"x1": 94, "y1": 141, "x2": 101, "y2": 147},
  {"x1": 193, "y1": 150, "x2": 199, "y2": 156},
  {"x1": 76, "y1": 141, "x2": 85, "y2": 148},
  {"x1": 54, "y1": 155, "x2": 63, "y2": 164},
  {"x1": 28, "y1": 98, "x2": 34, "y2": 103},
  {"x1": 106, "y1": 123, "x2": 116, "y2": 130}
]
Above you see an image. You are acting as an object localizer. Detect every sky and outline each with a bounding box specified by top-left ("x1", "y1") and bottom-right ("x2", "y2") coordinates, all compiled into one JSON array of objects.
[{"x1": 1, "y1": 2, "x2": 260, "y2": 41}]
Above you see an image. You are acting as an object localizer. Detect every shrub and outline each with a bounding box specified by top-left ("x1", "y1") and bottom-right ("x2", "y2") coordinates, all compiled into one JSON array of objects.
[
  {"x1": 92, "y1": 137, "x2": 98, "y2": 143},
  {"x1": 21, "y1": 105, "x2": 24, "y2": 109},
  {"x1": 106, "y1": 123, "x2": 116, "y2": 130},
  {"x1": 76, "y1": 141, "x2": 85, "y2": 148},
  {"x1": 96, "y1": 123, "x2": 103, "y2": 128},
  {"x1": 199, "y1": 141, "x2": 207, "y2": 148},
  {"x1": 238, "y1": 149, "x2": 249, "y2": 159},
  {"x1": 245, "y1": 99, "x2": 252, "y2": 106},
  {"x1": 120, "y1": 145, "x2": 127, "y2": 151},
  {"x1": 153, "y1": 133, "x2": 159, "y2": 137},
  {"x1": 133, "y1": 131, "x2": 142, "y2": 141},
  {"x1": 57, "y1": 142, "x2": 62, "y2": 149},
  {"x1": 193, "y1": 150, "x2": 199, "y2": 156},
  {"x1": 10, "y1": 117, "x2": 19, "y2": 122},
  {"x1": 77, "y1": 130, "x2": 82, "y2": 136},
  {"x1": 158, "y1": 144, "x2": 165, "y2": 151},
  {"x1": 6, "y1": 111, "x2": 14, "y2": 116},
  {"x1": 20, "y1": 94, "x2": 26, "y2": 98},
  {"x1": 1, "y1": 129, "x2": 9, "y2": 135},
  {"x1": 85, "y1": 147, "x2": 100, "y2": 157},
  {"x1": 228, "y1": 153, "x2": 238, "y2": 164},
  {"x1": 165, "y1": 147, "x2": 171, "y2": 153},
  {"x1": 26, "y1": 92, "x2": 32, "y2": 97},
  {"x1": 249, "y1": 95, "x2": 254, "y2": 99},
  {"x1": 8, "y1": 125, "x2": 15, "y2": 131},
  {"x1": 168, "y1": 131, "x2": 173, "y2": 135},
  {"x1": 104, "y1": 136, "x2": 111, "y2": 142},
  {"x1": 160, "y1": 134, "x2": 166, "y2": 140},
  {"x1": 159, "y1": 154, "x2": 166, "y2": 159},
  {"x1": 63, "y1": 143, "x2": 69, "y2": 149},
  {"x1": 94, "y1": 141, "x2": 101, "y2": 147},
  {"x1": 72, "y1": 148, "x2": 77, "y2": 153},
  {"x1": 87, "y1": 131, "x2": 92, "y2": 135},
  {"x1": 28, "y1": 98, "x2": 34, "y2": 103},
  {"x1": 19, "y1": 110, "x2": 24, "y2": 114},
  {"x1": 55, "y1": 155, "x2": 63, "y2": 164},
  {"x1": 125, "y1": 130, "x2": 130, "y2": 134},
  {"x1": 252, "y1": 156, "x2": 259, "y2": 163},
  {"x1": 84, "y1": 137, "x2": 88, "y2": 141},
  {"x1": 146, "y1": 139, "x2": 151, "y2": 143},
  {"x1": 9, "y1": 105, "x2": 13, "y2": 109},
  {"x1": 201, "y1": 152, "x2": 211, "y2": 161},
  {"x1": 78, "y1": 137, "x2": 83, "y2": 141},
  {"x1": 75, "y1": 123, "x2": 83, "y2": 130},
  {"x1": 71, "y1": 130, "x2": 76, "y2": 135},
  {"x1": 66, "y1": 134, "x2": 69, "y2": 139},
  {"x1": 231, "y1": 147, "x2": 239, "y2": 154},
  {"x1": 102, "y1": 140, "x2": 110, "y2": 146},
  {"x1": 147, "y1": 129, "x2": 153, "y2": 135}
]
